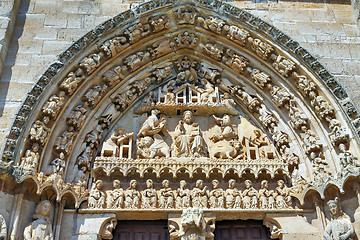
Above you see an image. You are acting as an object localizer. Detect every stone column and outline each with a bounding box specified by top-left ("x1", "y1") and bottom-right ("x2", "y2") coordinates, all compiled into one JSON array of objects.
[
  {"x1": 168, "y1": 208, "x2": 215, "y2": 240},
  {"x1": 53, "y1": 199, "x2": 66, "y2": 240},
  {"x1": 8, "y1": 187, "x2": 25, "y2": 240},
  {"x1": 313, "y1": 195, "x2": 326, "y2": 231}
]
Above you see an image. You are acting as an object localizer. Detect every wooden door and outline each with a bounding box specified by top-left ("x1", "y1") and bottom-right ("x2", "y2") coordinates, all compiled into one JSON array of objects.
[
  {"x1": 214, "y1": 220, "x2": 275, "y2": 240},
  {"x1": 113, "y1": 220, "x2": 169, "y2": 240}
]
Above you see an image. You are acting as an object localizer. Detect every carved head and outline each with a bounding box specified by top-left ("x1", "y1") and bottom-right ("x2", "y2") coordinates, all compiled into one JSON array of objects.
[
  {"x1": 196, "y1": 179, "x2": 203, "y2": 188},
  {"x1": 130, "y1": 179, "x2": 137, "y2": 189},
  {"x1": 32, "y1": 143, "x2": 39, "y2": 152},
  {"x1": 261, "y1": 180, "x2": 268, "y2": 189},
  {"x1": 277, "y1": 180, "x2": 285, "y2": 188},
  {"x1": 183, "y1": 110, "x2": 193, "y2": 124},
  {"x1": 163, "y1": 179, "x2": 170, "y2": 188},
  {"x1": 146, "y1": 179, "x2": 153, "y2": 188},
  {"x1": 222, "y1": 115, "x2": 231, "y2": 126},
  {"x1": 151, "y1": 109, "x2": 160, "y2": 116},
  {"x1": 113, "y1": 180, "x2": 120, "y2": 189},
  {"x1": 244, "y1": 180, "x2": 252, "y2": 188},
  {"x1": 33, "y1": 200, "x2": 52, "y2": 220},
  {"x1": 95, "y1": 180, "x2": 103, "y2": 189},
  {"x1": 327, "y1": 197, "x2": 341, "y2": 218},
  {"x1": 142, "y1": 136, "x2": 154, "y2": 148},
  {"x1": 212, "y1": 179, "x2": 219, "y2": 189},
  {"x1": 180, "y1": 180, "x2": 187, "y2": 188},
  {"x1": 229, "y1": 179, "x2": 236, "y2": 188}
]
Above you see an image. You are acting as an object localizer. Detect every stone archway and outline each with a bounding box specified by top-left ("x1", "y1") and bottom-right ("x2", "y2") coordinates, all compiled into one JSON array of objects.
[{"x1": 1, "y1": 0, "x2": 360, "y2": 239}]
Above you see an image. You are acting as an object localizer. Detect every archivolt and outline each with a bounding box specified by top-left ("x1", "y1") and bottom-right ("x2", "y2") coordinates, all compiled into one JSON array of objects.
[{"x1": 1, "y1": 0, "x2": 360, "y2": 205}]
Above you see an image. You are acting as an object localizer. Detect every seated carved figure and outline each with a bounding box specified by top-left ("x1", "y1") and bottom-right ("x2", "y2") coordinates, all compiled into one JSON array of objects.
[
  {"x1": 225, "y1": 179, "x2": 242, "y2": 209},
  {"x1": 88, "y1": 180, "x2": 106, "y2": 209},
  {"x1": 210, "y1": 115, "x2": 241, "y2": 159},
  {"x1": 124, "y1": 180, "x2": 140, "y2": 209},
  {"x1": 159, "y1": 179, "x2": 174, "y2": 209},
  {"x1": 242, "y1": 180, "x2": 258, "y2": 209},
  {"x1": 274, "y1": 180, "x2": 292, "y2": 209},
  {"x1": 141, "y1": 179, "x2": 157, "y2": 209},
  {"x1": 176, "y1": 180, "x2": 191, "y2": 209},
  {"x1": 323, "y1": 197, "x2": 354, "y2": 240},
  {"x1": 173, "y1": 110, "x2": 206, "y2": 157},
  {"x1": 209, "y1": 179, "x2": 224, "y2": 208},
  {"x1": 106, "y1": 180, "x2": 124, "y2": 209},
  {"x1": 191, "y1": 180, "x2": 208, "y2": 208},
  {"x1": 24, "y1": 200, "x2": 53, "y2": 240}
]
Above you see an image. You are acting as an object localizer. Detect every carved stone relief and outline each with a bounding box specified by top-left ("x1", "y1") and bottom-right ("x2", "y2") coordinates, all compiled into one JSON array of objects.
[{"x1": 24, "y1": 200, "x2": 53, "y2": 240}]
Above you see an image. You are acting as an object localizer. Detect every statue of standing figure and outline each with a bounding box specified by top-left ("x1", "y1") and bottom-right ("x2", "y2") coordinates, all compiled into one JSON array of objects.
[
  {"x1": 173, "y1": 110, "x2": 206, "y2": 157},
  {"x1": 176, "y1": 180, "x2": 191, "y2": 209},
  {"x1": 141, "y1": 179, "x2": 157, "y2": 209},
  {"x1": 124, "y1": 180, "x2": 140, "y2": 209},
  {"x1": 24, "y1": 200, "x2": 53, "y2": 240},
  {"x1": 323, "y1": 197, "x2": 354, "y2": 240}
]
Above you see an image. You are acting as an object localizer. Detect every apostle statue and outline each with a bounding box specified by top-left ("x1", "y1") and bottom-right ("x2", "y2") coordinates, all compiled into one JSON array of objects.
[
  {"x1": 106, "y1": 180, "x2": 124, "y2": 209},
  {"x1": 323, "y1": 197, "x2": 354, "y2": 240},
  {"x1": 141, "y1": 179, "x2": 157, "y2": 209},
  {"x1": 176, "y1": 180, "x2": 191, "y2": 209},
  {"x1": 173, "y1": 110, "x2": 206, "y2": 157},
  {"x1": 24, "y1": 200, "x2": 53, "y2": 240},
  {"x1": 88, "y1": 180, "x2": 105, "y2": 209}
]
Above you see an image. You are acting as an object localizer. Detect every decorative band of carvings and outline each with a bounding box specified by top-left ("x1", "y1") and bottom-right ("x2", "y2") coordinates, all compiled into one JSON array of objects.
[
  {"x1": 93, "y1": 157, "x2": 289, "y2": 178},
  {"x1": 2, "y1": 0, "x2": 359, "y2": 165}
]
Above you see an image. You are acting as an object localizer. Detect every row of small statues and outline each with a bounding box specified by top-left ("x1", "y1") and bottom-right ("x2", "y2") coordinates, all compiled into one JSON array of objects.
[{"x1": 88, "y1": 179, "x2": 293, "y2": 210}]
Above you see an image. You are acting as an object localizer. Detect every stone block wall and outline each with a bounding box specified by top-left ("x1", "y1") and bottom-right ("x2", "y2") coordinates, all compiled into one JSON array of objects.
[{"x1": 0, "y1": 0, "x2": 359, "y2": 150}]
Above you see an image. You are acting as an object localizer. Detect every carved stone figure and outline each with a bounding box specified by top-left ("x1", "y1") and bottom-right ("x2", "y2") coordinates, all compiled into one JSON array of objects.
[
  {"x1": 66, "y1": 103, "x2": 88, "y2": 130},
  {"x1": 248, "y1": 37, "x2": 274, "y2": 59},
  {"x1": 173, "y1": 110, "x2": 206, "y2": 157},
  {"x1": 328, "y1": 118, "x2": 349, "y2": 149},
  {"x1": 112, "y1": 87, "x2": 138, "y2": 111},
  {"x1": 101, "y1": 127, "x2": 134, "y2": 158},
  {"x1": 271, "y1": 54, "x2": 296, "y2": 77},
  {"x1": 274, "y1": 180, "x2": 292, "y2": 209},
  {"x1": 106, "y1": 180, "x2": 124, "y2": 209},
  {"x1": 201, "y1": 42, "x2": 224, "y2": 60},
  {"x1": 138, "y1": 109, "x2": 166, "y2": 137},
  {"x1": 323, "y1": 197, "x2": 354, "y2": 240},
  {"x1": 222, "y1": 49, "x2": 249, "y2": 74},
  {"x1": 175, "y1": 56, "x2": 197, "y2": 84},
  {"x1": 21, "y1": 143, "x2": 40, "y2": 172},
  {"x1": 175, "y1": 7, "x2": 197, "y2": 24},
  {"x1": 125, "y1": 22, "x2": 150, "y2": 44},
  {"x1": 42, "y1": 91, "x2": 65, "y2": 118},
  {"x1": 100, "y1": 36, "x2": 129, "y2": 58},
  {"x1": 24, "y1": 200, "x2": 53, "y2": 240},
  {"x1": 60, "y1": 68, "x2": 85, "y2": 95},
  {"x1": 198, "y1": 16, "x2": 226, "y2": 34},
  {"x1": 29, "y1": 117, "x2": 50, "y2": 145},
  {"x1": 302, "y1": 129, "x2": 322, "y2": 160},
  {"x1": 258, "y1": 104, "x2": 278, "y2": 132},
  {"x1": 0, "y1": 214, "x2": 6, "y2": 240},
  {"x1": 88, "y1": 180, "x2": 105, "y2": 209},
  {"x1": 124, "y1": 51, "x2": 148, "y2": 71},
  {"x1": 198, "y1": 65, "x2": 221, "y2": 85},
  {"x1": 77, "y1": 142, "x2": 96, "y2": 170},
  {"x1": 175, "y1": 31, "x2": 199, "y2": 49},
  {"x1": 159, "y1": 179, "x2": 174, "y2": 209},
  {"x1": 268, "y1": 85, "x2": 293, "y2": 110},
  {"x1": 229, "y1": 86, "x2": 262, "y2": 112},
  {"x1": 224, "y1": 25, "x2": 250, "y2": 46},
  {"x1": 176, "y1": 180, "x2": 191, "y2": 209},
  {"x1": 249, "y1": 68, "x2": 271, "y2": 89},
  {"x1": 141, "y1": 179, "x2": 157, "y2": 209},
  {"x1": 192, "y1": 180, "x2": 208, "y2": 208},
  {"x1": 124, "y1": 180, "x2": 140, "y2": 209},
  {"x1": 149, "y1": 16, "x2": 170, "y2": 32},
  {"x1": 209, "y1": 180, "x2": 224, "y2": 209},
  {"x1": 83, "y1": 85, "x2": 107, "y2": 108},
  {"x1": 50, "y1": 153, "x2": 66, "y2": 176},
  {"x1": 210, "y1": 115, "x2": 241, "y2": 159},
  {"x1": 102, "y1": 66, "x2": 124, "y2": 87},
  {"x1": 79, "y1": 53, "x2": 101, "y2": 74},
  {"x1": 289, "y1": 102, "x2": 309, "y2": 131},
  {"x1": 242, "y1": 180, "x2": 258, "y2": 209},
  {"x1": 311, "y1": 96, "x2": 335, "y2": 120},
  {"x1": 180, "y1": 208, "x2": 215, "y2": 240},
  {"x1": 54, "y1": 127, "x2": 76, "y2": 155},
  {"x1": 225, "y1": 179, "x2": 242, "y2": 209},
  {"x1": 72, "y1": 166, "x2": 87, "y2": 194},
  {"x1": 258, "y1": 180, "x2": 274, "y2": 209},
  {"x1": 292, "y1": 72, "x2": 317, "y2": 98},
  {"x1": 148, "y1": 39, "x2": 175, "y2": 58}
]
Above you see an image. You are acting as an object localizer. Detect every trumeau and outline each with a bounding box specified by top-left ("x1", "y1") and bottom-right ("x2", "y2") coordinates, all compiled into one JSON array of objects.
[{"x1": 0, "y1": 0, "x2": 360, "y2": 239}]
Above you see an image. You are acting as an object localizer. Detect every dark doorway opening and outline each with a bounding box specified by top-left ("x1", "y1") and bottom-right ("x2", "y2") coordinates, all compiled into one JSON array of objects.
[
  {"x1": 113, "y1": 220, "x2": 169, "y2": 240},
  {"x1": 214, "y1": 220, "x2": 276, "y2": 240}
]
